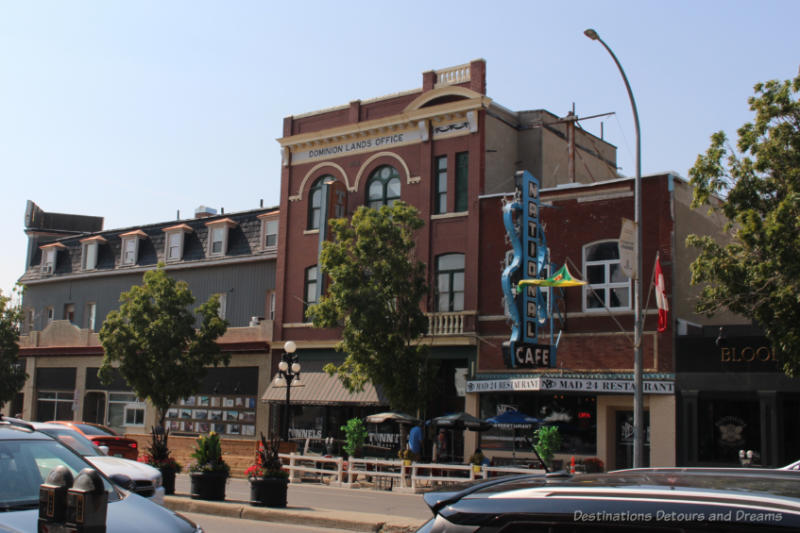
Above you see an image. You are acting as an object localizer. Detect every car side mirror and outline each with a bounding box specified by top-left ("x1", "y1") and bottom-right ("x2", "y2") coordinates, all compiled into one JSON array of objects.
[
  {"x1": 109, "y1": 473, "x2": 135, "y2": 492},
  {"x1": 98, "y1": 445, "x2": 110, "y2": 455}
]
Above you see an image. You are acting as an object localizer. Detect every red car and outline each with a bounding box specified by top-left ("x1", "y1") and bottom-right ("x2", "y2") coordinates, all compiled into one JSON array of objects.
[{"x1": 48, "y1": 421, "x2": 139, "y2": 460}]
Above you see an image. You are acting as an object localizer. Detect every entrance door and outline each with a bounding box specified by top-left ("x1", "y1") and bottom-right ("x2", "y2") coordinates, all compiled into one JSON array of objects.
[
  {"x1": 615, "y1": 410, "x2": 650, "y2": 469},
  {"x1": 83, "y1": 392, "x2": 106, "y2": 424}
]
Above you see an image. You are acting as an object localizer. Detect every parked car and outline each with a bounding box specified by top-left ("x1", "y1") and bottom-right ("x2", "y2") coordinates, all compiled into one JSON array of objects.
[
  {"x1": 780, "y1": 459, "x2": 800, "y2": 471},
  {"x1": 47, "y1": 420, "x2": 139, "y2": 460},
  {"x1": 0, "y1": 416, "x2": 201, "y2": 532},
  {"x1": 416, "y1": 468, "x2": 800, "y2": 532},
  {"x1": 19, "y1": 420, "x2": 164, "y2": 505}
]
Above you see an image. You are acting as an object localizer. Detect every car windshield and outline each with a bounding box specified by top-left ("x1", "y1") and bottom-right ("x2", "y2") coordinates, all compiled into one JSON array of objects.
[
  {"x1": 0, "y1": 439, "x2": 119, "y2": 509},
  {"x1": 74, "y1": 424, "x2": 116, "y2": 436},
  {"x1": 38, "y1": 428, "x2": 103, "y2": 457}
]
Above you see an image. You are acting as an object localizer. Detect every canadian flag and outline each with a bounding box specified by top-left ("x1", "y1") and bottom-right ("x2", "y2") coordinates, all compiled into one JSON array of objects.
[{"x1": 655, "y1": 255, "x2": 669, "y2": 332}]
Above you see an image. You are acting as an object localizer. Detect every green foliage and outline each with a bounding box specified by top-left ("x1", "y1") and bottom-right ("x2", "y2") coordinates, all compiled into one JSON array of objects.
[
  {"x1": 532, "y1": 425, "x2": 562, "y2": 467},
  {"x1": 143, "y1": 427, "x2": 181, "y2": 473},
  {"x1": 687, "y1": 72, "x2": 800, "y2": 375},
  {"x1": 98, "y1": 265, "x2": 229, "y2": 428},
  {"x1": 247, "y1": 433, "x2": 288, "y2": 479},
  {"x1": 340, "y1": 418, "x2": 367, "y2": 457},
  {"x1": 308, "y1": 202, "x2": 435, "y2": 414},
  {"x1": 0, "y1": 289, "x2": 27, "y2": 410},
  {"x1": 190, "y1": 431, "x2": 230, "y2": 475}
]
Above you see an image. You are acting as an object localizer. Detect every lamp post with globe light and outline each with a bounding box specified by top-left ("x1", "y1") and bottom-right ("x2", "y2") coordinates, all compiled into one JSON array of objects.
[
  {"x1": 584, "y1": 28, "x2": 644, "y2": 468},
  {"x1": 273, "y1": 340, "x2": 303, "y2": 442}
]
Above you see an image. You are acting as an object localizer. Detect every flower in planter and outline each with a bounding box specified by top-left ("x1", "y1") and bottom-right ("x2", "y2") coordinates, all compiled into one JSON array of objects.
[
  {"x1": 247, "y1": 433, "x2": 288, "y2": 480},
  {"x1": 581, "y1": 457, "x2": 605, "y2": 473},
  {"x1": 189, "y1": 431, "x2": 230, "y2": 475}
]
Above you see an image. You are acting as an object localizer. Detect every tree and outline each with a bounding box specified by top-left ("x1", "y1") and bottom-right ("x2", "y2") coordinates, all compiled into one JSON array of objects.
[
  {"x1": 687, "y1": 72, "x2": 800, "y2": 375},
  {"x1": 0, "y1": 290, "x2": 26, "y2": 411},
  {"x1": 307, "y1": 202, "x2": 435, "y2": 415},
  {"x1": 99, "y1": 266, "x2": 229, "y2": 429}
]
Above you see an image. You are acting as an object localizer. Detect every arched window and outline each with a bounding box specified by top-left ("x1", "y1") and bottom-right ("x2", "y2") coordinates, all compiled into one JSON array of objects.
[
  {"x1": 366, "y1": 166, "x2": 401, "y2": 209},
  {"x1": 583, "y1": 240, "x2": 630, "y2": 311},
  {"x1": 435, "y1": 253, "x2": 465, "y2": 312},
  {"x1": 307, "y1": 177, "x2": 327, "y2": 230}
]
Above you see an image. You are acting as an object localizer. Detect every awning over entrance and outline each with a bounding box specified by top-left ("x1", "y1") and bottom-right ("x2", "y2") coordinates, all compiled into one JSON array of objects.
[{"x1": 261, "y1": 359, "x2": 387, "y2": 406}]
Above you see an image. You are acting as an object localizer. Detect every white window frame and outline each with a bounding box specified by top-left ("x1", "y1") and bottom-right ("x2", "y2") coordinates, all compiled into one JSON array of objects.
[
  {"x1": 204, "y1": 219, "x2": 237, "y2": 258},
  {"x1": 123, "y1": 404, "x2": 146, "y2": 427},
  {"x1": 82, "y1": 242, "x2": 98, "y2": 270},
  {"x1": 40, "y1": 246, "x2": 60, "y2": 274},
  {"x1": 63, "y1": 303, "x2": 75, "y2": 323},
  {"x1": 266, "y1": 290, "x2": 276, "y2": 321},
  {"x1": 163, "y1": 224, "x2": 192, "y2": 262},
  {"x1": 119, "y1": 235, "x2": 139, "y2": 265},
  {"x1": 86, "y1": 302, "x2": 97, "y2": 331},
  {"x1": 46, "y1": 306, "x2": 54, "y2": 325},
  {"x1": 435, "y1": 253, "x2": 465, "y2": 312},
  {"x1": 260, "y1": 217, "x2": 278, "y2": 250},
  {"x1": 216, "y1": 293, "x2": 227, "y2": 319},
  {"x1": 582, "y1": 240, "x2": 631, "y2": 312}
]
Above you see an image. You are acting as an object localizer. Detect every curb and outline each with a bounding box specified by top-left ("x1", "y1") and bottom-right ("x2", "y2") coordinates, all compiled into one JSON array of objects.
[{"x1": 164, "y1": 495, "x2": 424, "y2": 533}]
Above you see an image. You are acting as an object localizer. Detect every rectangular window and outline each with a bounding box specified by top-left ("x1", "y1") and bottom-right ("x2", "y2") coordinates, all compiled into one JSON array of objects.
[
  {"x1": 108, "y1": 392, "x2": 144, "y2": 432},
  {"x1": 25, "y1": 309, "x2": 34, "y2": 333},
  {"x1": 86, "y1": 302, "x2": 97, "y2": 331},
  {"x1": 436, "y1": 254, "x2": 465, "y2": 312},
  {"x1": 266, "y1": 290, "x2": 276, "y2": 321},
  {"x1": 216, "y1": 293, "x2": 227, "y2": 319},
  {"x1": 210, "y1": 226, "x2": 226, "y2": 255},
  {"x1": 63, "y1": 303, "x2": 75, "y2": 323},
  {"x1": 121, "y1": 237, "x2": 138, "y2": 265},
  {"x1": 36, "y1": 390, "x2": 74, "y2": 422},
  {"x1": 455, "y1": 152, "x2": 468, "y2": 212},
  {"x1": 434, "y1": 156, "x2": 448, "y2": 214},
  {"x1": 167, "y1": 232, "x2": 183, "y2": 261},
  {"x1": 124, "y1": 405, "x2": 145, "y2": 426},
  {"x1": 46, "y1": 307, "x2": 54, "y2": 325},
  {"x1": 42, "y1": 248, "x2": 56, "y2": 274},
  {"x1": 82, "y1": 242, "x2": 98, "y2": 270},
  {"x1": 304, "y1": 265, "x2": 318, "y2": 321},
  {"x1": 264, "y1": 219, "x2": 278, "y2": 248}
]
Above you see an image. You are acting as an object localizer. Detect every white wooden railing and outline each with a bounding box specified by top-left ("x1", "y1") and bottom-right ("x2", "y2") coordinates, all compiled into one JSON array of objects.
[
  {"x1": 279, "y1": 453, "x2": 546, "y2": 493},
  {"x1": 426, "y1": 312, "x2": 469, "y2": 335}
]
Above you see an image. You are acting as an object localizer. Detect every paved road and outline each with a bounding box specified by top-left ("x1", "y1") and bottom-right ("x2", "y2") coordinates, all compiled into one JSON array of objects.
[
  {"x1": 181, "y1": 511, "x2": 355, "y2": 533},
  {"x1": 174, "y1": 474, "x2": 433, "y2": 521}
]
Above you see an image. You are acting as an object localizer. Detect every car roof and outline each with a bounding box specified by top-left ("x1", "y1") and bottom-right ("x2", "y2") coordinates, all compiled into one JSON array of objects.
[
  {"x1": 0, "y1": 417, "x2": 53, "y2": 440},
  {"x1": 424, "y1": 468, "x2": 800, "y2": 518}
]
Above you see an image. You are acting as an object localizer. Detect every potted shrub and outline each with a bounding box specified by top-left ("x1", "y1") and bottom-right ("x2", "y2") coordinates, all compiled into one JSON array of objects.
[
  {"x1": 532, "y1": 425, "x2": 562, "y2": 471},
  {"x1": 140, "y1": 427, "x2": 181, "y2": 495},
  {"x1": 189, "y1": 431, "x2": 230, "y2": 501},
  {"x1": 340, "y1": 418, "x2": 367, "y2": 458},
  {"x1": 247, "y1": 433, "x2": 289, "y2": 507}
]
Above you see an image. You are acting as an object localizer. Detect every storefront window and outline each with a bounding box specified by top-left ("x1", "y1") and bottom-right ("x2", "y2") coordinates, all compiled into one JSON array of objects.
[
  {"x1": 36, "y1": 391, "x2": 74, "y2": 421},
  {"x1": 479, "y1": 394, "x2": 597, "y2": 455},
  {"x1": 697, "y1": 395, "x2": 760, "y2": 464},
  {"x1": 107, "y1": 392, "x2": 145, "y2": 433}
]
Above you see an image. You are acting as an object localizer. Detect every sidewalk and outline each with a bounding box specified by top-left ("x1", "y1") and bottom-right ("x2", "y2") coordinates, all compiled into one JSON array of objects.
[{"x1": 162, "y1": 484, "x2": 426, "y2": 533}]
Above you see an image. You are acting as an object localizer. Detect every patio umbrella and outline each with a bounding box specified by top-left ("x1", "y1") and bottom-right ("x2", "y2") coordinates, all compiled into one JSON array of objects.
[
  {"x1": 485, "y1": 410, "x2": 541, "y2": 460},
  {"x1": 430, "y1": 412, "x2": 493, "y2": 432},
  {"x1": 365, "y1": 411, "x2": 421, "y2": 425}
]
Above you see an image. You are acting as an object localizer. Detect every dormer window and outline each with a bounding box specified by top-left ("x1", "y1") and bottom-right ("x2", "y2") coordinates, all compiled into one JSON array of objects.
[
  {"x1": 120, "y1": 230, "x2": 146, "y2": 266},
  {"x1": 257, "y1": 211, "x2": 279, "y2": 251},
  {"x1": 79, "y1": 236, "x2": 106, "y2": 271},
  {"x1": 39, "y1": 243, "x2": 65, "y2": 275},
  {"x1": 162, "y1": 224, "x2": 192, "y2": 262},
  {"x1": 204, "y1": 218, "x2": 237, "y2": 257}
]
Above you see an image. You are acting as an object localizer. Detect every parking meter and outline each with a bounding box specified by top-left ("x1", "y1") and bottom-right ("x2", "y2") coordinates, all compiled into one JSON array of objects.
[
  {"x1": 39, "y1": 465, "x2": 74, "y2": 532},
  {"x1": 66, "y1": 468, "x2": 107, "y2": 533}
]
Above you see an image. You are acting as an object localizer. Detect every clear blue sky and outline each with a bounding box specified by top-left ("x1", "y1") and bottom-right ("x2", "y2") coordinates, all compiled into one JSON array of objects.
[{"x1": 2, "y1": 0, "x2": 798, "y2": 298}]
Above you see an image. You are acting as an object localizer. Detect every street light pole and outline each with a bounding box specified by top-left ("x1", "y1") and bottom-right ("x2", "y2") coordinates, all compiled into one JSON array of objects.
[
  {"x1": 584, "y1": 28, "x2": 644, "y2": 468},
  {"x1": 274, "y1": 340, "x2": 302, "y2": 442}
]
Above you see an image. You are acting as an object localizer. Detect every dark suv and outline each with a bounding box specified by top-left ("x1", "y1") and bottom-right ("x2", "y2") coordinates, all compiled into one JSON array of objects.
[{"x1": 416, "y1": 467, "x2": 800, "y2": 532}]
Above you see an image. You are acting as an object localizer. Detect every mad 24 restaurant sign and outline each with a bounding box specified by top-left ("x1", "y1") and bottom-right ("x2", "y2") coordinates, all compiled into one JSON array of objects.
[{"x1": 466, "y1": 376, "x2": 674, "y2": 395}]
